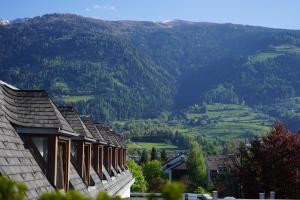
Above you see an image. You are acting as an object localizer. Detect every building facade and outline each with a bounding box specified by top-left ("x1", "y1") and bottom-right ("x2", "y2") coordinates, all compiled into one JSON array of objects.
[{"x1": 0, "y1": 82, "x2": 134, "y2": 199}]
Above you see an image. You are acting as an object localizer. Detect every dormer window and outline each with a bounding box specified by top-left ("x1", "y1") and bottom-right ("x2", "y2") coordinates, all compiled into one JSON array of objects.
[
  {"x1": 93, "y1": 145, "x2": 104, "y2": 179},
  {"x1": 57, "y1": 140, "x2": 70, "y2": 190},
  {"x1": 71, "y1": 141, "x2": 91, "y2": 185},
  {"x1": 22, "y1": 135, "x2": 71, "y2": 192},
  {"x1": 104, "y1": 146, "x2": 113, "y2": 175}
]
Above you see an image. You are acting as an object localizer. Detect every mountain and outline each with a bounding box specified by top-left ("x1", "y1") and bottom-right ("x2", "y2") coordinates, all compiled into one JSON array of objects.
[{"x1": 1, "y1": 13, "x2": 300, "y2": 121}]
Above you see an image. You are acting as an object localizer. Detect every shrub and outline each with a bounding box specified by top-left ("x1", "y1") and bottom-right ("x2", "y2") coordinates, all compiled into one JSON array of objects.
[
  {"x1": 38, "y1": 191, "x2": 91, "y2": 200},
  {"x1": 96, "y1": 192, "x2": 121, "y2": 200},
  {"x1": 0, "y1": 176, "x2": 27, "y2": 200},
  {"x1": 126, "y1": 160, "x2": 148, "y2": 192},
  {"x1": 162, "y1": 182, "x2": 185, "y2": 200}
]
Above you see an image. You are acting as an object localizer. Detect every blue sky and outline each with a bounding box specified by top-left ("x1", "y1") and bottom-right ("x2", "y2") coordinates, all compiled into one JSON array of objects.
[{"x1": 1, "y1": 0, "x2": 299, "y2": 30}]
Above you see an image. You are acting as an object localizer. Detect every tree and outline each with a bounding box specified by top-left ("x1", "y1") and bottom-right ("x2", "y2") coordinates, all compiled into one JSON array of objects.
[
  {"x1": 140, "y1": 149, "x2": 149, "y2": 164},
  {"x1": 186, "y1": 141, "x2": 207, "y2": 190},
  {"x1": 160, "y1": 150, "x2": 168, "y2": 162},
  {"x1": 151, "y1": 147, "x2": 158, "y2": 160},
  {"x1": 0, "y1": 176, "x2": 27, "y2": 200},
  {"x1": 238, "y1": 123, "x2": 300, "y2": 199},
  {"x1": 162, "y1": 182, "x2": 185, "y2": 200},
  {"x1": 148, "y1": 177, "x2": 167, "y2": 192},
  {"x1": 143, "y1": 160, "x2": 166, "y2": 192},
  {"x1": 126, "y1": 160, "x2": 148, "y2": 192}
]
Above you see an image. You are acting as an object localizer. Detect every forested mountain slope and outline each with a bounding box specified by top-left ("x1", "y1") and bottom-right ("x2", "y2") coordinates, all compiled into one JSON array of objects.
[{"x1": 1, "y1": 13, "x2": 300, "y2": 121}]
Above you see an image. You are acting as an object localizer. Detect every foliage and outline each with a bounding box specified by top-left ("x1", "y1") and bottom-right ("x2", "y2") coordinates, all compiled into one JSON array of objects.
[
  {"x1": 0, "y1": 176, "x2": 27, "y2": 200},
  {"x1": 150, "y1": 147, "x2": 158, "y2": 160},
  {"x1": 147, "y1": 193, "x2": 158, "y2": 200},
  {"x1": 204, "y1": 84, "x2": 239, "y2": 104},
  {"x1": 38, "y1": 191, "x2": 91, "y2": 200},
  {"x1": 126, "y1": 160, "x2": 148, "y2": 192},
  {"x1": 96, "y1": 192, "x2": 121, "y2": 200},
  {"x1": 194, "y1": 186, "x2": 210, "y2": 195},
  {"x1": 186, "y1": 141, "x2": 207, "y2": 190},
  {"x1": 162, "y1": 182, "x2": 185, "y2": 200},
  {"x1": 160, "y1": 150, "x2": 168, "y2": 162},
  {"x1": 140, "y1": 149, "x2": 149, "y2": 165},
  {"x1": 143, "y1": 160, "x2": 166, "y2": 192},
  {"x1": 238, "y1": 123, "x2": 300, "y2": 199},
  {"x1": 148, "y1": 177, "x2": 167, "y2": 193}
]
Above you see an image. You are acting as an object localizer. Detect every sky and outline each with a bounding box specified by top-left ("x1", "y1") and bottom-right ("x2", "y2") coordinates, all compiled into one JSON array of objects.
[{"x1": 0, "y1": 0, "x2": 299, "y2": 30}]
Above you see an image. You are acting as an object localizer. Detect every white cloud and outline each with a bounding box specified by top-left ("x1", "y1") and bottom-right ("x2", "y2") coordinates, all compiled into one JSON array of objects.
[
  {"x1": 93, "y1": 4, "x2": 116, "y2": 11},
  {"x1": 85, "y1": 8, "x2": 91, "y2": 12}
]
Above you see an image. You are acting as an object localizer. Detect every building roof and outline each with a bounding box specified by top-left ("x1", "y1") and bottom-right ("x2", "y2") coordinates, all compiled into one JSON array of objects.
[
  {"x1": 163, "y1": 155, "x2": 186, "y2": 172},
  {"x1": 95, "y1": 123, "x2": 114, "y2": 146},
  {"x1": 0, "y1": 114, "x2": 54, "y2": 199},
  {"x1": 59, "y1": 107, "x2": 95, "y2": 142},
  {"x1": 80, "y1": 116, "x2": 107, "y2": 145},
  {"x1": 206, "y1": 154, "x2": 238, "y2": 171},
  {"x1": 0, "y1": 81, "x2": 134, "y2": 199},
  {"x1": 0, "y1": 84, "x2": 75, "y2": 136}
]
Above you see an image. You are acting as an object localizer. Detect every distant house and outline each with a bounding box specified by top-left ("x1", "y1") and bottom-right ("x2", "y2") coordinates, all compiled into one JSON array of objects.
[
  {"x1": 163, "y1": 155, "x2": 188, "y2": 184},
  {"x1": 0, "y1": 82, "x2": 134, "y2": 199},
  {"x1": 163, "y1": 154, "x2": 238, "y2": 188},
  {"x1": 205, "y1": 154, "x2": 238, "y2": 184}
]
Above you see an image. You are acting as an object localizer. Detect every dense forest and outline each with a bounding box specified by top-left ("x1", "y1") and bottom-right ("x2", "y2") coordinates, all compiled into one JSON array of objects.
[{"x1": 1, "y1": 13, "x2": 300, "y2": 122}]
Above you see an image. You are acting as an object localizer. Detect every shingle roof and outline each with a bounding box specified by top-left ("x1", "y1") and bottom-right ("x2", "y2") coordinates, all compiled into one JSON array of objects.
[
  {"x1": 206, "y1": 154, "x2": 238, "y2": 171},
  {"x1": 59, "y1": 107, "x2": 95, "y2": 141},
  {"x1": 108, "y1": 132, "x2": 122, "y2": 148},
  {"x1": 80, "y1": 116, "x2": 107, "y2": 145},
  {"x1": 0, "y1": 114, "x2": 54, "y2": 200},
  {"x1": 0, "y1": 84, "x2": 74, "y2": 135},
  {"x1": 69, "y1": 163, "x2": 89, "y2": 195},
  {"x1": 94, "y1": 124, "x2": 114, "y2": 146},
  {"x1": 113, "y1": 134, "x2": 126, "y2": 149}
]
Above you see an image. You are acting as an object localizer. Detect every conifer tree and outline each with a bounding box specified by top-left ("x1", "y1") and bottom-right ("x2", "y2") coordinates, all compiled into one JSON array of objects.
[
  {"x1": 160, "y1": 149, "x2": 168, "y2": 162},
  {"x1": 140, "y1": 149, "x2": 149, "y2": 164},
  {"x1": 150, "y1": 147, "x2": 158, "y2": 160}
]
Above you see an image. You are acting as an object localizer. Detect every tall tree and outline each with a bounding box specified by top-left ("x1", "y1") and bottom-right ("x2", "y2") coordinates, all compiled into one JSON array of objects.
[
  {"x1": 238, "y1": 123, "x2": 300, "y2": 199},
  {"x1": 151, "y1": 147, "x2": 158, "y2": 160},
  {"x1": 143, "y1": 160, "x2": 166, "y2": 192},
  {"x1": 140, "y1": 149, "x2": 149, "y2": 165},
  {"x1": 186, "y1": 141, "x2": 207, "y2": 190},
  {"x1": 126, "y1": 160, "x2": 148, "y2": 192},
  {"x1": 160, "y1": 149, "x2": 168, "y2": 162}
]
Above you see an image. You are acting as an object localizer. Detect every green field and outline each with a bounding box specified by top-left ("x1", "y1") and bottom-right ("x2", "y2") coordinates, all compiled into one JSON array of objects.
[
  {"x1": 127, "y1": 142, "x2": 177, "y2": 150},
  {"x1": 249, "y1": 44, "x2": 300, "y2": 64},
  {"x1": 62, "y1": 95, "x2": 94, "y2": 103},
  {"x1": 114, "y1": 103, "x2": 273, "y2": 140}
]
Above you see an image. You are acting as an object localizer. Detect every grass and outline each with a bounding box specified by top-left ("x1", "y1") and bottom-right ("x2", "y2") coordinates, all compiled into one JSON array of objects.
[
  {"x1": 127, "y1": 142, "x2": 177, "y2": 151},
  {"x1": 62, "y1": 95, "x2": 94, "y2": 103},
  {"x1": 114, "y1": 103, "x2": 273, "y2": 141},
  {"x1": 274, "y1": 44, "x2": 300, "y2": 55},
  {"x1": 249, "y1": 52, "x2": 282, "y2": 63},
  {"x1": 249, "y1": 44, "x2": 300, "y2": 64}
]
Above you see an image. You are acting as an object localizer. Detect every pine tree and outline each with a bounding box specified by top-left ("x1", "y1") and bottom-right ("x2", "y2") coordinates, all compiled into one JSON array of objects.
[
  {"x1": 186, "y1": 141, "x2": 206, "y2": 190},
  {"x1": 160, "y1": 149, "x2": 168, "y2": 162},
  {"x1": 140, "y1": 149, "x2": 149, "y2": 164},
  {"x1": 150, "y1": 147, "x2": 158, "y2": 160}
]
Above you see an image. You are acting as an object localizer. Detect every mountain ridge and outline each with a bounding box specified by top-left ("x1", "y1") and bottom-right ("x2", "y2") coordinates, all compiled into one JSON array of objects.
[{"x1": 1, "y1": 13, "x2": 300, "y2": 122}]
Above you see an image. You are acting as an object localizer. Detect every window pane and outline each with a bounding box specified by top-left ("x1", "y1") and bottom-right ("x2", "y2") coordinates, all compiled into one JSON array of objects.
[
  {"x1": 32, "y1": 137, "x2": 48, "y2": 162},
  {"x1": 84, "y1": 145, "x2": 89, "y2": 184},
  {"x1": 56, "y1": 142, "x2": 67, "y2": 190}
]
